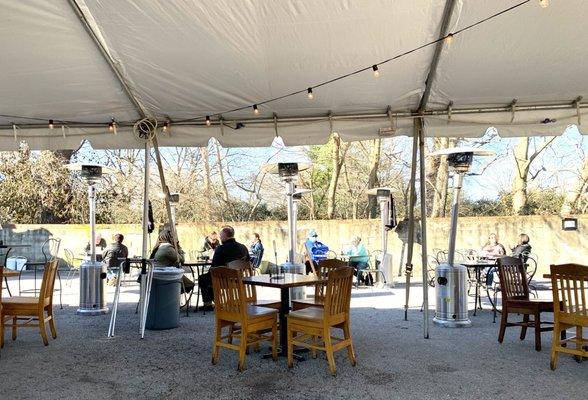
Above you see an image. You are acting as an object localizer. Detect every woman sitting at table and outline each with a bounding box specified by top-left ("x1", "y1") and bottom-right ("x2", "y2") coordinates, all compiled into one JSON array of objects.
[
  {"x1": 343, "y1": 236, "x2": 372, "y2": 285},
  {"x1": 249, "y1": 233, "x2": 264, "y2": 268},
  {"x1": 480, "y1": 233, "x2": 506, "y2": 259},
  {"x1": 149, "y1": 230, "x2": 193, "y2": 294}
]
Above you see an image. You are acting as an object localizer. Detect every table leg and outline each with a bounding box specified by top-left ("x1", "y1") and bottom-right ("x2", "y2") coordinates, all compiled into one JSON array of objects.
[
  {"x1": 279, "y1": 287, "x2": 289, "y2": 356},
  {"x1": 473, "y1": 268, "x2": 480, "y2": 316}
]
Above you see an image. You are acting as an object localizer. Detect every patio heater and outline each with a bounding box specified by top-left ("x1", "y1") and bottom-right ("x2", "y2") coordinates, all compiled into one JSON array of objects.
[
  {"x1": 429, "y1": 148, "x2": 494, "y2": 328},
  {"x1": 263, "y1": 162, "x2": 310, "y2": 281},
  {"x1": 67, "y1": 164, "x2": 110, "y2": 316},
  {"x1": 366, "y1": 187, "x2": 393, "y2": 283}
]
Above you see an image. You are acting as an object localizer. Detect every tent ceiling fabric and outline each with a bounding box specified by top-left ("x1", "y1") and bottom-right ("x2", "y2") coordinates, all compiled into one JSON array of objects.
[{"x1": 0, "y1": 0, "x2": 586, "y2": 150}]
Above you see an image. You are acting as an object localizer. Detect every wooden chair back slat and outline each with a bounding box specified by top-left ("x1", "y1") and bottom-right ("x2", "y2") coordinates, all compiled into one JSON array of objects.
[
  {"x1": 211, "y1": 267, "x2": 246, "y2": 321},
  {"x1": 39, "y1": 260, "x2": 59, "y2": 306},
  {"x1": 550, "y1": 264, "x2": 588, "y2": 323},
  {"x1": 315, "y1": 259, "x2": 348, "y2": 301},
  {"x1": 227, "y1": 260, "x2": 257, "y2": 302},
  {"x1": 497, "y1": 256, "x2": 529, "y2": 301},
  {"x1": 323, "y1": 267, "x2": 353, "y2": 318}
]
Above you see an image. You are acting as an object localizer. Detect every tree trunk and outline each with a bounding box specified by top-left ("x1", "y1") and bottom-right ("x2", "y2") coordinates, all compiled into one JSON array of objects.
[
  {"x1": 430, "y1": 137, "x2": 456, "y2": 217},
  {"x1": 214, "y1": 141, "x2": 233, "y2": 221},
  {"x1": 512, "y1": 138, "x2": 530, "y2": 215},
  {"x1": 366, "y1": 139, "x2": 381, "y2": 218},
  {"x1": 561, "y1": 157, "x2": 588, "y2": 215},
  {"x1": 200, "y1": 145, "x2": 212, "y2": 221},
  {"x1": 326, "y1": 133, "x2": 348, "y2": 219}
]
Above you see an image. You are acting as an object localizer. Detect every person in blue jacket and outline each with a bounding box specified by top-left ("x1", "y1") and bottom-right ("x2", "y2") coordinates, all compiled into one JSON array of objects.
[{"x1": 304, "y1": 229, "x2": 329, "y2": 274}]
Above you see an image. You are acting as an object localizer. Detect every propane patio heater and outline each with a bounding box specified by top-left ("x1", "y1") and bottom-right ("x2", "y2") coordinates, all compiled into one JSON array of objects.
[
  {"x1": 429, "y1": 147, "x2": 494, "y2": 327},
  {"x1": 67, "y1": 164, "x2": 111, "y2": 316},
  {"x1": 366, "y1": 187, "x2": 393, "y2": 284},
  {"x1": 262, "y1": 162, "x2": 310, "y2": 281}
]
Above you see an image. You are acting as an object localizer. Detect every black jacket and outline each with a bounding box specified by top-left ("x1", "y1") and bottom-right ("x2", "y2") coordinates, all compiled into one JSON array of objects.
[{"x1": 211, "y1": 238, "x2": 250, "y2": 268}]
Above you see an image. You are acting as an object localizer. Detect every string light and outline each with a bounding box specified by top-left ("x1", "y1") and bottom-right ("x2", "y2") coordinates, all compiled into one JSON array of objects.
[
  {"x1": 539, "y1": 0, "x2": 549, "y2": 8},
  {"x1": 445, "y1": 33, "x2": 454, "y2": 45},
  {"x1": 307, "y1": 88, "x2": 314, "y2": 99},
  {"x1": 163, "y1": 120, "x2": 170, "y2": 133},
  {"x1": 372, "y1": 65, "x2": 380, "y2": 78},
  {"x1": 205, "y1": 115, "x2": 211, "y2": 126},
  {"x1": 253, "y1": 104, "x2": 259, "y2": 115},
  {"x1": 109, "y1": 118, "x2": 117, "y2": 134},
  {"x1": 48, "y1": 119, "x2": 54, "y2": 129}
]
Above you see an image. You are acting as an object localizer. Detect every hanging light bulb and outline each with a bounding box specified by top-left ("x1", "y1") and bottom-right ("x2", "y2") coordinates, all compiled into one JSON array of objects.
[
  {"x1": 109, "y1": 118, "x2": 117, "y2": 134},
  {"x1": 163, "y1": 120, "x2": 170, "y2": 133},
  {"x1": 307, "y1": 88, "x2": 314, "y2": 99},
  {"x1": 253, "y1": 104, "x2": 259, "y2": 115},
  {"x1": 445, "y1": 33, "x2": 454, "y2": 45},
  {"x1": 372, "y1": 65, "x2": 380, "y2": 78},
  {"x1": 48, "y1": 119, "x2": 54, "y2": 129},
  {"x1": 205, "y1": 115, "x2": 211, "y2": 126},
  {"x1": 539, "y1": 0, "x2": 549, "y2": 8}
]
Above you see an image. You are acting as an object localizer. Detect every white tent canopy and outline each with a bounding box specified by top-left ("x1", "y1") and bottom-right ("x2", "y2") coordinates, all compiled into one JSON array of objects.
[{"x1": 1, "y1": 0, "x2": 586, "y2": 151}]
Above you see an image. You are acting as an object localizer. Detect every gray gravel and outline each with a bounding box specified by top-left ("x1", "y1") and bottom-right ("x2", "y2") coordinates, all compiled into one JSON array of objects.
[{"x1": 0, "y1": 275, "x2": 586, "y2": 400}]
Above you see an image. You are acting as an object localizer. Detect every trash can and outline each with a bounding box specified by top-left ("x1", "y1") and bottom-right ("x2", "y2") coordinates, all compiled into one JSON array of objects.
[
  {"x1": 146, "y1": 267, "x2": 183, "y2": 330},
  {"x1": 282, "y1": 262, "x2": 306, "y2": 302}
]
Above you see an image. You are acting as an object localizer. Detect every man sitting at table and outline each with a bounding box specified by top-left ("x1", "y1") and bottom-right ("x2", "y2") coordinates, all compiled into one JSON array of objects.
[
  {"x1": 103, "y1": 234, "x2": 129, "y2": 286},
  {"x1": 198, "y1": 225, "x2": 250, "y2": 311}
]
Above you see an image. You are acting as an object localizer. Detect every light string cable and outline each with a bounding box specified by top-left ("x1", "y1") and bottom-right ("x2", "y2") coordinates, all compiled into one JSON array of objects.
[{"x1": 0, "y1": 0, "x2": 532, "y2": 127}]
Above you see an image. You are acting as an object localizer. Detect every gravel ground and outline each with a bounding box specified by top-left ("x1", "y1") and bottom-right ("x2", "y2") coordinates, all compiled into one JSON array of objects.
[{"x1": 1, "y1": 273, "x2": 586, "y2": 400}]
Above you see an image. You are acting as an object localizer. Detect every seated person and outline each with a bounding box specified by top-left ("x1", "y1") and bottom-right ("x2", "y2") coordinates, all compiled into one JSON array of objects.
[
  {"x1": 344, "y1": 236, "x2": 372, "y2": 285},
  {"x1": 149, "y1": 229, "x2": 193, "y2": 293},
  {"x1": 304, "y1": 229, "x2": 329, "y2": 274},
  {"x1": 198, "y1": 226, "x2": 250, "y2": 311},
  {"x1": 102, "y1": 234, "x2": 129, "y2": 286},
  {"x1": 480, "y1": 233, "x2": 506, "y2": 259},
  {"x1": 202, "y1": 231, "x2": 219, "y2": 254},
  {"x1": 84, "y1": 233, "x2": 108, "y2": 261},
  {"x1": 511, "y1": 233, "x2": 531, "y2": 262},
  {"x1": 249, "y1": 232, "x2": 264, "y2": 268},
  {"x1": 482, "y1": 233, "x2": 506, "y2": 286}
]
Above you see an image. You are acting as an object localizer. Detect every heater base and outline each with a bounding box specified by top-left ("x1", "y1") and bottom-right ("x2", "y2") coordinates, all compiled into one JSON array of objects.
[
  {"x1": 433, "y1": 317, "x2": 472, "y2": 328},
  {"x1": 77, "y1": 307, "x2": 109, "y2": 316}
]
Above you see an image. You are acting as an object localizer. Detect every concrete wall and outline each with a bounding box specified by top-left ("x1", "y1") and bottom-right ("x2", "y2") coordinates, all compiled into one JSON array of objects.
[{"x1": 1, "y1": 215, "x2": 586, "y2": 277}]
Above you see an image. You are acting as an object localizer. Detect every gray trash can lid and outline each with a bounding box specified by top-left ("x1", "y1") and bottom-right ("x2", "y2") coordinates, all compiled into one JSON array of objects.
[{"x1": 152, "y1": 267, "x2": 184, "y2": 280}]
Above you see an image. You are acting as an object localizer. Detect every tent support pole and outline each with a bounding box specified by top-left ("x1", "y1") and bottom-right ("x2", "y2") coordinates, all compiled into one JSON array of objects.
[
  {"x1": 404, "y1": 121, "x2": 419, "y2": 321},
  {"x1": 417, "y1": 117, "x2": 430, "y2": 339},
  {"x1": 141, "y1": 142, "x2": 151, "y2": 258}
]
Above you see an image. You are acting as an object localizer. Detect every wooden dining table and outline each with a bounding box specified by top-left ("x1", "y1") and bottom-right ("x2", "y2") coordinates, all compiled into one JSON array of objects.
[{"x1": 243, "y1": 272, "x2": 326, "y2": 357}]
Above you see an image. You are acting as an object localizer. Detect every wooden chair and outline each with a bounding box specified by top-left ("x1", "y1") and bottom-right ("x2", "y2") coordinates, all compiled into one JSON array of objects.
[
  {"x1": 292, "y1": 259, "x2": 349, "y2": 311},
  {"x1": 1, "y1": 259, "x2": 59, "y2": 347},
  {"x1": 287, "y1": 266, "x2": 356, "y2": 376},
  {"x1": 497, "y1": 256, "x2": 554, "y2": 351},
  {"x1": 549, "y1": 263, "x2": 588, "y2": 370},
  {"x1": 226, "y1": 260, "x2": 280, "y2": 309},
  {"x1": 211, "y1": 267, "x2": 278, "y2": 371},
  {"x1": 19, "y1": 238, "x2": 63, "y2": 309}
]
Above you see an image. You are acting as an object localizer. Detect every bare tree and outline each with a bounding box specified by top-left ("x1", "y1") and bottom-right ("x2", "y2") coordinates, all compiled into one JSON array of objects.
[{"x1": 512, "y1": 136, "x2": 556, "y2": 214}]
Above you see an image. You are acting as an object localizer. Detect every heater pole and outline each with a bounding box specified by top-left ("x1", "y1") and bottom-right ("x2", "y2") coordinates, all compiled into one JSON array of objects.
[
  {"x1": 88, "y1": 185, "x2": 97, "y2": 263},
  {"x1": 447, "y1": 173, "x2": 463, "y2": 266},
  {"x1": 286, "y1": 180, "x2": 296, "y2": 264},
  {"x1": 379, "y1": 200, "x2": 389, "y2": 256}
]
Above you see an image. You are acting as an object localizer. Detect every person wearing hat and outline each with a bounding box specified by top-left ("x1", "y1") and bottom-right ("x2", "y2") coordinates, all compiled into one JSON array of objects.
[
  {"x1": 344, "y1": 236, "x2": 372, "y2": 285},
  {"x1": 304, "y1": 229, "x2": 329, "y2": 274}
]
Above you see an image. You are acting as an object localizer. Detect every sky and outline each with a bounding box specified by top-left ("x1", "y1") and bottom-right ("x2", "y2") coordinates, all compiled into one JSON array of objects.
[{"x1": 75, "y1": 124, "x2": 587, "y2": 204}]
